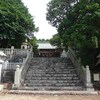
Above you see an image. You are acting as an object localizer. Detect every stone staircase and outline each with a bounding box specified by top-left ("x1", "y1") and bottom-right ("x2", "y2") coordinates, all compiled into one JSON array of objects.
[{"x1": 22, "y1": 57, "x2": 85, "y2": 91}]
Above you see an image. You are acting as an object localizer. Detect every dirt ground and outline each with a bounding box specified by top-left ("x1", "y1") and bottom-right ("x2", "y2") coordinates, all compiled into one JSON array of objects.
[{"x1": 0, "y1": 94, "x2": 100, "y2": 100}]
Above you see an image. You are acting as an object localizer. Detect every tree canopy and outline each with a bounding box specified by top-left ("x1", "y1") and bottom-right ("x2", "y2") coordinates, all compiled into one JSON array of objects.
[
  {"x1": 47, "y1": 0, "x2": 100, "y2": 67},
  {"x1": 29, "y1": 36, "x2": 38, "y2": 55},
  {"x1": 46, "y1": 0, "x2": 78, "y2": 27},
  {"x1": 0, "y1": 0, "x2": 38, "y2": 48},
  {"x1": 50, "y1": 34, "x2": 62, "y2": 48}
]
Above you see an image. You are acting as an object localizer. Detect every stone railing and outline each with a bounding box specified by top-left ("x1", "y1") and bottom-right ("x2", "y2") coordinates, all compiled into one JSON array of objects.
[
  {"x1": 0, "y1": 48, "x2": 30, "y2": 56},
  {"x1": 0, "y1": 48, "x2": 31, "y2": 71},
  {"x1": 13, "y1": 48, "x2": 33, "y2": 87},
  {"x1": 20, "y1": 48, "x2": 33, "y2": 84},
  {"x1": 67, "y1": 47, "x2": 86, "y2": 84},
  {"x1": 67, "y1": 47, "x2": 94, "y2": 91}
]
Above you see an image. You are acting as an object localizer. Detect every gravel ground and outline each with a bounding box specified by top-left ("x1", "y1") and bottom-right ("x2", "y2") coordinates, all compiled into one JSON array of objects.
[{"x1": 0, "y1": 94, "x2": 100, "y2": 100}]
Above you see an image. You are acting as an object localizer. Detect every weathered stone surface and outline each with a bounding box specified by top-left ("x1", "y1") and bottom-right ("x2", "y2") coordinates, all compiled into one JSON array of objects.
[{"x1": 23, "y1": 58, "x2": 84, "y2": 90}]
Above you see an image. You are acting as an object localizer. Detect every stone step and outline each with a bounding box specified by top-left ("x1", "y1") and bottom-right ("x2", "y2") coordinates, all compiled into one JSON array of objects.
[
  {"x1": 28, "y1": 68, "x2": 75, "y2": 71},
  {"x1": 28, "y1": 79, "x2": 81, "y2": 83},
  {"x1": 29, "y1": 66, "x2": 74, "y2": 69},
  {"x1": 25, "y1": 80, "x2": 82, "y2": 85},
  {"x1": 25, "y1": 82, "x2": 82, "y2": 87},
  {"x1": 25, "y1": 76, "x2": 80, "y2": 80},
  {"x1": 10, "y1": 90, "x2": 99, "y2": 95},
  {"x1": 19, "y1": 86, "x2": 84, "y2": 91},
  {"x1": 26, "y1": 73, "x2": 78, "y2": 77},
  {"x1": 27, "y1": 71, "x2": 76, "y2": 74}
]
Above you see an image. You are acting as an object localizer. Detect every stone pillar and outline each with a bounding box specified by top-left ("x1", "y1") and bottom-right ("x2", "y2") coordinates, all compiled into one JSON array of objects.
[
  {"x1": 14, "y1": 65, "x2": 20, "y2": 88},
  {"x1": 86, "y1": 65, "x2": 94, "y2": 91},
  {"x1": 11, "y1": 46, "x2": 14, "y2": 54},
  {"x1": 10, "y1": 46, "x2": 14, "y2": 59},
  {"x1": 0, "y1": 59, "x2": 4, "y2": 83}
]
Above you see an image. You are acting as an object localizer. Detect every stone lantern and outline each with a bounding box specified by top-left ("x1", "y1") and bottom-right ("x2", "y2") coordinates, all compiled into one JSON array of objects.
[{"x1": 61, "y1": 43, "x2": 67, "y2": 57}]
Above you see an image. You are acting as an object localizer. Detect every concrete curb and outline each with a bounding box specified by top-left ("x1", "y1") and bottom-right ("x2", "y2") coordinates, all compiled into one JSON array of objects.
[{"x1": 8, "y1": 90, "x2": 98, "y2": 95}]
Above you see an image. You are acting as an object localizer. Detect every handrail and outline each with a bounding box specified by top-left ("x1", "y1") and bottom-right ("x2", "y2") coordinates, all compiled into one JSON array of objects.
[
  {"x1": 19, "y1": 49, "x2": 33, "y2": 85},
  {"x1": 67, "y1": 47, "x2": 86, "y2": 84}
]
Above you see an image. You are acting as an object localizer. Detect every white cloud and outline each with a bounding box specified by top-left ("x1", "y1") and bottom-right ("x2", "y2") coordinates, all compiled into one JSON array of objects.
[{"x1": 21, "y1": 0, "x2": 57, "y2": 39}]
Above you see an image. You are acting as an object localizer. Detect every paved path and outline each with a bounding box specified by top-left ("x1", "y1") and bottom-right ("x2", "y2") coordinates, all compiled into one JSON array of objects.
[{"x1": 0, "y1": 94, "x2": 100, "y2": 100}]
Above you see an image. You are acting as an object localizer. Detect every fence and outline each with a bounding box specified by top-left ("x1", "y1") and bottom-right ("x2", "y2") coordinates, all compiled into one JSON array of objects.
[
  {"x1": 0, "y1": 48, "x2": 31, "y2": 71},
  {"x1": 0, "y1": 48, "x2": 31, "y2": 56}
]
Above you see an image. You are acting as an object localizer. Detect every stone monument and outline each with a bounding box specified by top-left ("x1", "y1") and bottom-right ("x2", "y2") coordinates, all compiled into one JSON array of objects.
[{"x1": 0, "y1": 51, "x2": 6, "y2": 91}]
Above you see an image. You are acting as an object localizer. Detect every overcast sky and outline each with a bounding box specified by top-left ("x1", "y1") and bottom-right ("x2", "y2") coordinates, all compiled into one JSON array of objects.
[{"x1": 21, "y1": 0, "x2": 57, "y2": 39}]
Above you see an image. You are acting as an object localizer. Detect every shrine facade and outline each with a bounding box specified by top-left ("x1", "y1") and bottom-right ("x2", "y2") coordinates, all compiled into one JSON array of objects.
[{"x1": 37, "y1": 43, "x2": 62, "y2": 57}]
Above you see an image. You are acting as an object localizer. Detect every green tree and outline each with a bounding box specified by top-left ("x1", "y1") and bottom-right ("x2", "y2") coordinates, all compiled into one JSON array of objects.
[
  {"x1": 46, "y1": 0, "x2": 77, "y2": 27},
  {"x1": 47, "y1": 0, "x2": 100, "y2": 67},
  {"x1": 29, "y1": 36, "x2": 38, "y2": 55},
  {"x1": 0, "y1": 0, "x2": 38, "y2": 48},
  {"x1": 50, "y1": 34, "x2": 62, "y2": 48},
  {"x1": 58, "y1": 0, "x2": 100, "y2": 67}
]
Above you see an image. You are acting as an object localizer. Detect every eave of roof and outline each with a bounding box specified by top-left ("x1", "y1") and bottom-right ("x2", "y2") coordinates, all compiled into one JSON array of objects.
[{"x1": 37, "y1": 43, "x2": 56, "y2": 49}]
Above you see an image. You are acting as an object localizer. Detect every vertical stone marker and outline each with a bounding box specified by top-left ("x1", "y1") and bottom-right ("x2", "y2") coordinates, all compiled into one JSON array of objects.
[
  {"x1": 0, "y1": 59, "x2": 4, "y2": 83},
  {"x1": 86, "y1": 65, "x2": 94, "y2": 91},
  {"x1": 0, "y1": 51, "x2": 6, "y2": 91},
  {"x1": 14, "y1": 65, "x2": 20, "y2": 88}
]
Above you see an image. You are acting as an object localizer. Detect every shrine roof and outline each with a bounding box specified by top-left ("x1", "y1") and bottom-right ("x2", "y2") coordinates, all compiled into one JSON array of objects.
[{"x1": 37, "y1": 42, "x2": 56, "y2": 49}]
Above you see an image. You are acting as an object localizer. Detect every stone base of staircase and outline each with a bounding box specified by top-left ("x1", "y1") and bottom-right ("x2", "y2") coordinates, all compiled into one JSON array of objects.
[
  {"x1": 8, "y1": 89, "x2": 98, "y2": 95},
  {"x1": 18, "y1": 86, "x2": 84, "y2": 91},
  {"x1": 19, "y1": 57, "x2": 91, "y2": 94}
]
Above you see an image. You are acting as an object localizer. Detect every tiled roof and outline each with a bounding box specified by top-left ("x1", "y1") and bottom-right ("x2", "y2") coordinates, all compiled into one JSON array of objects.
[{"x1": 37, "y1": 43, "x2": 56, "y2": 49}]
